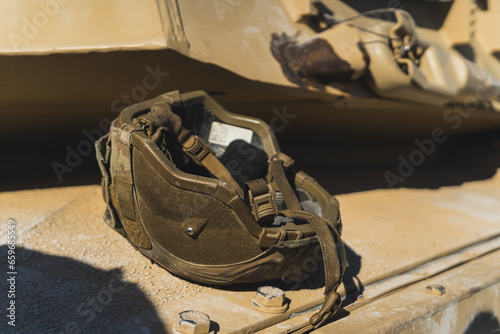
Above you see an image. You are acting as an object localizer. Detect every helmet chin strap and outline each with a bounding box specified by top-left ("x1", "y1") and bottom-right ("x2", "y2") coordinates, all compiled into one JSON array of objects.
[
  {"x1": 267, "y1": 154, "x2": 346, "y2": 326},
  {"x1": 280, "y1": 210, "x2": 346, "y2": 328}
]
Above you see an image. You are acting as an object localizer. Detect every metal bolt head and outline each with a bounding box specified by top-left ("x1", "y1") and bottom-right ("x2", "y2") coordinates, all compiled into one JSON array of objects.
[
  {"x1": 254, "y1": 286, "x2": 285, "y2": 308},
  {"x1": 425, "y1": 284, "x2": 446, "y2": 296},
  {"x1": 186, "y1": 227, "x2": 195, "y2": 236},
  {"x1": 177, "y1": 310, "x2": 210, "y2": 334}
]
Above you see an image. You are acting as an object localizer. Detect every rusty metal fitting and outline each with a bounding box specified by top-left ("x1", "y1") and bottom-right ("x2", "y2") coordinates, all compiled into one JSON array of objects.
[
  {"x1": 252, "y1": 286, "x2": 289, "y2": 314},
  {"x1": 176, "y1": 310, "x2": 210, "y2": 334},
  {"x1": 425, "y1": 284, "x2": 446, "y2": 296}
]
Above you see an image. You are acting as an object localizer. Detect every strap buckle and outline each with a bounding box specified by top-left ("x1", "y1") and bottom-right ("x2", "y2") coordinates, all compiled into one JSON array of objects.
[
  {"x1": 258, "y1": 222, "x2": 304, "y2": 248},
  {"x1": 249, "y1": 186, "x2": 278, "y2": 222},
  {"x1": 309, "y1": 291, "x2": 341, "y2": 327},
  {"x1": 182, "y1": 135, "x2": 212, "y2": 165}
]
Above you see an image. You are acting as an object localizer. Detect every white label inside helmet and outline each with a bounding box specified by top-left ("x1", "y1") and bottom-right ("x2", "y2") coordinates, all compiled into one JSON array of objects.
[{"x1": 208, "y1": 122, "x2": 253, "y2": 147}]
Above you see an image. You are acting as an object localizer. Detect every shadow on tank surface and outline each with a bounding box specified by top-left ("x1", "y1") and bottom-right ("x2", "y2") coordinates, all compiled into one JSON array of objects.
[
  {"x1": 283, "y1": 133, "x2": 500, "y2": 195},
  {"x1": 340, "y1": 246, "x2": 364, "y2": 306},
  {"x1": 464, "y1": 312, "x2": 500, "y2": 334},
  {"x1": 0, "y1": 246, "x2": 166, "y2": 334},
  {"x1": 1, "y1": 130, "x2": 500, "y2": 196}
]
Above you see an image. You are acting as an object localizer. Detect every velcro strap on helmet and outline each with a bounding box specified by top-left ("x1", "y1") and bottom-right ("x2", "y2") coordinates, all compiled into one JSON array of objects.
[
  {"x1": 269, "y1": 154, "x2": 302, "y2": 211},
  {"x1": 179, "y1": 133, "x2": 244, "y2": 197},
  {"x1": 244, "y1": 178, "x2": 278, "y2": 223}
]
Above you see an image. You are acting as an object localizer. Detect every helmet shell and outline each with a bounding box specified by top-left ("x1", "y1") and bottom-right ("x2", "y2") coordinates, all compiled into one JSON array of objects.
[{"x1": 96, "y1": 90, "x2": 341, "y2": 285}]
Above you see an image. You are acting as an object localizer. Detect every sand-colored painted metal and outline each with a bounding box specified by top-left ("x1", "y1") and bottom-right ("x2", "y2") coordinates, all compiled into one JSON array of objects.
[
  {"x1": 314, "y1": 249, "x2": 500, "y2": 333},
  {"x1": 258, "y1": 236, "x2": 500, "y2": 333},
  {"x1": 2, "y1": 0, "x2": 500, "y2": 143},
  {"x1": 2, "y1": 169, "x2": 499, "y2": 332}
]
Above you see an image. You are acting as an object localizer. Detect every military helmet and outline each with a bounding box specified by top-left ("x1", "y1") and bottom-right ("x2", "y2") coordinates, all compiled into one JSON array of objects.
[{"x1": 95, "y1": 90, "x2": 346, "y2": 326}]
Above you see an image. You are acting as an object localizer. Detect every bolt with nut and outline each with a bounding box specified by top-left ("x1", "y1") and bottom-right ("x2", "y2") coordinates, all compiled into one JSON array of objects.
[
  {"x1": 177, "y1": 310, "x2": 210, "y2": 334},
  {"x1": 252, "y1": 286, "x2": 289, "y2": 314}
]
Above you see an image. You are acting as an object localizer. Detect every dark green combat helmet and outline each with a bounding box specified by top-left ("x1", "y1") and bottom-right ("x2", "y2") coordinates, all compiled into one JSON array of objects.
[{"x1": 95, "y1": 91, "x2": 346, "y2": 327}]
